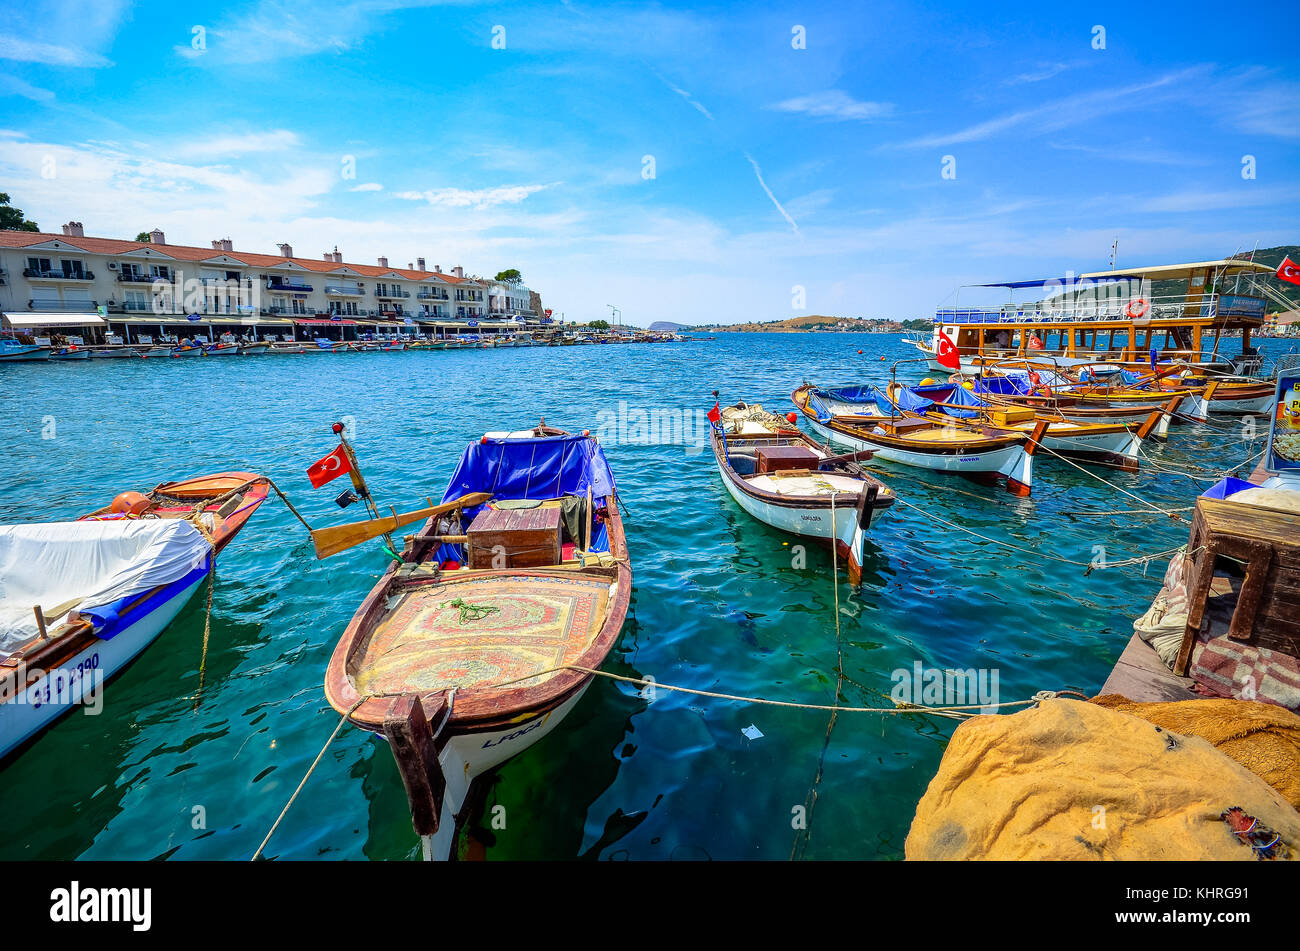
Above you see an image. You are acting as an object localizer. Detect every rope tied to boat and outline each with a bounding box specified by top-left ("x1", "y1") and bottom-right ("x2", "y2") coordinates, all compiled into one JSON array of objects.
[{"x1": 442, "y1": 597, "x2": 501, "y2": 624}]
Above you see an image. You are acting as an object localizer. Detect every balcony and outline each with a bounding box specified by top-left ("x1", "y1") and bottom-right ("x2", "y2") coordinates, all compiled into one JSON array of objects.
[
  {"x1": 118, "y1": 272, "x2": 164, "y2": 284},
  {"x1": 267, "y1": 279, "x2": 314, "y2": 292},
  {"x1": 325, "y1": 283, "x2": 365, "y2": 296},
  {"x1": 29, "y1": 298, "x2": 99, "y2": 312},
  {"x1": 376, "y1": 289, "x2": 411, "y2": 300},
  {"x1": 25, "y1": 268, "x2": 94, "y2": 282},
  {"x1": 417, "y1": 290, "x2": 448, "y2": 300}
]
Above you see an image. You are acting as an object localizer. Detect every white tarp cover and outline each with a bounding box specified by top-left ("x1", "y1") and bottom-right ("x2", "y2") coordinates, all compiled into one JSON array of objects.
[{"x1": 0, "y1": 519, "x2": 211, "y2": 659}]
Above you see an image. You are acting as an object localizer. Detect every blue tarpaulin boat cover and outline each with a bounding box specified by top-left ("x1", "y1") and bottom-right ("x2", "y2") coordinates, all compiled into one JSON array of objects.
[
  {"x1": 890, "y1": 385, "x2": 936, "y2": 415},
  {"x1": 439, "y1": 433, "x2": 617, "y2": 556},
  {"x1": 937, "y1": 383, "x2": 985, "y2": 418},
  {"x1": 973, "y1": 375, "x2": 1032, "y2": 397},
  {"x1": 821, "y1": 385, "x2": 877, "y2": 403}
]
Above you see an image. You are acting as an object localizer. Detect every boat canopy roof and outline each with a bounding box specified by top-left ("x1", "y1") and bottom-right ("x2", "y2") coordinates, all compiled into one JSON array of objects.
[
  {"x1": 441, "y1": 433, "x2": 617, "y2": 508},
  {"x1": 1078, "y1": 260, "x2": 1275, "y2": 281}
]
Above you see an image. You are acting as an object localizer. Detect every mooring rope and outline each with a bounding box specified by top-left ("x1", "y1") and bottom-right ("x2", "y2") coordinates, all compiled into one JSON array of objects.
[
  {"x1": 193, "y1": 565, "x2": 215, "y2": 711},
  {"x1": 791, "y1": 491, "x2": 846, "y2": 861},
  {"x1": 1030, "y1": 438, "x2": 1190, "y2": 523},
  {"x1": 251, "y1": 697, "x2": 367, "y2": 861},
  {"x1": 488, "y1": 664, "x2": 1062, "y2": 719}
]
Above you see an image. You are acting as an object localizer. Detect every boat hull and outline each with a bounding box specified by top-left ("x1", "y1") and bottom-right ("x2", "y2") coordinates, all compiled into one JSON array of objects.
[{"x1": 0, "y1": 572, "x2": 206, "y2": 761}]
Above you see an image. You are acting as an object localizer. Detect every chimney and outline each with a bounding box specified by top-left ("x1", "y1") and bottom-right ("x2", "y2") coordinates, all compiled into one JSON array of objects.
[
  {"x1": 434, "y1": 264, "x2": 442, "y2": 273},
  {"x1": 407, "y1": 262, "x2": 413, "y2": 270},
  {"x1": 278, "y1": 243, "x2": 293, "y2": 258},
  {"x1": 61, "y1": 221, "x2": 85, "y2": 237},
  {"x1": 417, "y1": 257, "x2": 426, "y2": 271},
  {"x1": 211, "y1": 238, "x2": 233, "y2": 252},
  {"x1": 149, "y1": 229, "x2": 166, "y2": 245},
  {"x1": 378, "y1": 256, "x2": 389, "y2": 269},
  {"x1": 453, "y1": 265, "x2": 464, "y2": 278},
  {"x1": 332, "y1": 246, "x2": 343, "y2": 264}
]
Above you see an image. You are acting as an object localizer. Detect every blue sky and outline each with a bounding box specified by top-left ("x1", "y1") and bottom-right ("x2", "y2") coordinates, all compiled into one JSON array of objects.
[{"x1": 1, "y1": 0, "x2": 1297, "y2": 324}]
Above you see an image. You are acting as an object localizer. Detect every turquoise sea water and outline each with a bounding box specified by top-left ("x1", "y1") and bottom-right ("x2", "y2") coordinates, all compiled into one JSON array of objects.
[{"x1": 0, "y1": 333, "x2": 1290, "y2": 861}]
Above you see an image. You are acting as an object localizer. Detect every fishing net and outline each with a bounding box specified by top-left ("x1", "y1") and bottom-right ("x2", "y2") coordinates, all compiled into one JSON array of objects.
[{"x1": 906, "y1": 698, "x2": 1300, "y2": 860}]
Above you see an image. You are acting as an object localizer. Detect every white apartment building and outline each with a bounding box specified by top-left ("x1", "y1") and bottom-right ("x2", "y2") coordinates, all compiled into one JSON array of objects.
[{"x1": 0, "y1": 222, "x2": 540, "y2": 341}]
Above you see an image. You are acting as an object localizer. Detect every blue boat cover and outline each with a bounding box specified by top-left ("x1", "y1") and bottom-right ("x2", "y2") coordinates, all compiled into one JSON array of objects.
[
  {"x1": 438, "y1": 433, "x2": 617, "y2": 557},
  {"x1": 807, "y1": 392, "x2": 837, "y2": 423},
  {"x1": 937, "y1": 383, "x2": 985, "y2": 418},
  {"x1": 821, "y1": 385, "x2": 877, "y2": 403},
  {"x1": 890, "y1": 385, "x2": 936, "y2": 415},
  {"x1": 973, "y1": 375, "x2": 1032, "y2": 397}
]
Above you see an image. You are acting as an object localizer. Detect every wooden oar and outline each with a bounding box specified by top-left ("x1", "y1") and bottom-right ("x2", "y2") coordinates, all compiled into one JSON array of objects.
[{"x1": 311, "y1": 492, "x2": 492, "y2": 559}]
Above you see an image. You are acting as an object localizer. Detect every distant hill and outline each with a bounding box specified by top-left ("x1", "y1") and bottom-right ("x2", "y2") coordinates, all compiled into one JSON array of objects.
[
  {"x1": 648, "y1": 320, "x2": 690, "y2": 331},
  {"x1": 716, "y1": 314, "x2": 908, "y2": 333}
]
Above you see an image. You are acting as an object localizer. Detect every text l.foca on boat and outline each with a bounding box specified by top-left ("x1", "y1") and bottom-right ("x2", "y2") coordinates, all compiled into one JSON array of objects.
[
  {"x1": 322, "y1": 426, "x2": 630, "y2": 861},
  {"x1": 792, "y1": 384, "x2": 1045, "y2": 496},
  {"x1": 0, "y1": 473, "x2": 270, "y2": 761},
  {"x1": 710, "y1": 401, "x2": 895, "y2": 584}
]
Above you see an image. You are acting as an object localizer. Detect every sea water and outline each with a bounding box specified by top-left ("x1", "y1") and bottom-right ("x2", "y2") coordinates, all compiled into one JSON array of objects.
[{"x1": 0, "y1": 333, "x2": 1291, "y2": 860}]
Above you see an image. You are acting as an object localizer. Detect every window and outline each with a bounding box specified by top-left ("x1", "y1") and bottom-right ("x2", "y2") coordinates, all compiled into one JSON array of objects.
[
  {"x1": 61, "y1": 259, "x2": 85, "y2": 278},
  {"x1": 292, "y1": 298, "x2": 309, "y2": 315},
  {"x1": 27, "y1": 257, "x2": 52, "y2": 275},
  {"x1": 125, "y1": 289, "x2": 151, "y2": 312},
  {"x1": 151, "y1": 264, "x2": 171, "y2": 280}
]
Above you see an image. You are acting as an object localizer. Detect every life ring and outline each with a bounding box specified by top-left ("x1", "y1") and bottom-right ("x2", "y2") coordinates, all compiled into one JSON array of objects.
[{"x1": 1125, "y1": 298, "x2": 1149, "y2": 319}]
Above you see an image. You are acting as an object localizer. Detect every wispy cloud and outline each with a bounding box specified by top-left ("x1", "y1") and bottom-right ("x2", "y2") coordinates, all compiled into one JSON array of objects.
[
  {"x1": 1048, "y1": 141, "x2": 1210, "y2": 167},
  {"x1": 894, "y1": 68, "x2": 1204, "y2": 148},
  {"x1": 769, "y1": 90, "x2": 894, "y2": 121},
  {"x1": 1139, "y1": 185, "x2": 1300, "y2": 213},
  {"x1": 0, "y1": 73, "x2": 54, "y2": 101},
  {"x1": 1003, "y1": 62, "x2": 1071, "y2": 86},
  {"x1": 169, "y1": 130, "x2": 301, "y2": 158},
  {"x1": 661, "y1": 76, "x2": 714, "y2": 120},
  {"x1": 350, "y1": 182, "x2": 383, "y2": 192},
  {"x1": 0, "y1": 35, "x2": 112, "y2": 68},
  {"x1": 743, "y1": 152, "x2": 798, "y2": 235},
  {"x1": 394, "y1": 184, "x2": 555, "y2": 208}
]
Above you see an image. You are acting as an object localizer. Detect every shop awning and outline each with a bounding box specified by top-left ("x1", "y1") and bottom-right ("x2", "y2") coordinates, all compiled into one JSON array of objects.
[
  {"x1": 293, "y1": 318, "x2": 354, "y2": 326},
  {"x1": 3, "y1": 313, "x2": 106, "y2": 329}
]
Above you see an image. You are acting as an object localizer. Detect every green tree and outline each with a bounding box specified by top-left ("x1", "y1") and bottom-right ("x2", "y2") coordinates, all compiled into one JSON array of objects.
[
  {"x1": 0, "y1": 193, "x2": 39, "y2": 232},
  {"x1": 494, "y1": 268, "x2": 522, "y2": 284},
  {"x1": 587, "y1": 319, "x2": 610, "y2": 330},
  {"x1": 136, "y1": 232, "x2": 152, "y2": 242}
]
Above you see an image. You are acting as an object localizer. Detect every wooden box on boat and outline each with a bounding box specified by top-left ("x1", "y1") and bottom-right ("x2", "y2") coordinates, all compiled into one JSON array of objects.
[
  {"x1": 986, "y1": 405, "x2": 1036, "y2": 426},
  {"x1": 466, "y1": 506, "x2": 562, "y2": 569},
  {"x1": 1174, "y1": 496, "x2": 1300, "y2": 674},
  {"x1": 756, "y1": 445, "x2": 820, "y2": 474}
]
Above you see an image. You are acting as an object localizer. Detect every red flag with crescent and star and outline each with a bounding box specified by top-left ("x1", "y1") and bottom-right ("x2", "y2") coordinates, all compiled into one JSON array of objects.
[
  {"x1": 1277, "y1": 256, "x2": 1300, "y2": 287},
  {"x1": 306, "y1": 444, "x2": 353, "y2": 488},
  {"x1": 935, "y1": 330, "x2": 961, "y2": 371}
]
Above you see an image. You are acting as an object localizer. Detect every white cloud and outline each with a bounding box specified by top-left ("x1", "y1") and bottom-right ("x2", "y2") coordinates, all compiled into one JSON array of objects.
[
  {"x1": 0, "y1": 73, "x2": 54, "y2": 101},
  {"x1": 395, "y1": 184, "x2": 554, "y2": 207},
  {"x1": 1004, "y1": 63, "x2": 1071, "y2": 86},
  {"x1": 350, "y1": 182, "x2": 383, "y2": 192},
  {"x1": 769, "y1": 90, "x2": 894, "y2": 122}
]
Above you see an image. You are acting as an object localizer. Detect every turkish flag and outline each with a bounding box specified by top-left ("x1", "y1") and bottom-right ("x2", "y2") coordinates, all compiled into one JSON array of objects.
[
  {"x1": 707, "y1": 401, "x2": 721, "y2": 424},
  {"x1": 935, "y1": 330, "x2": 961, "y2": 371},
  {"x1": 1277, "y1": 256, "x2": 1300, "y2": 287},
  {"x1": 307, "y1": 444, "x2": 353, "y2": 488}
]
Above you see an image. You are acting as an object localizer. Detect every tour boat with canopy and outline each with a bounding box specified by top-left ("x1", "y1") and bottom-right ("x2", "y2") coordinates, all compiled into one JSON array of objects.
[{"x1": 908, "y1": 258, "x2": 1288, "y2": 378}]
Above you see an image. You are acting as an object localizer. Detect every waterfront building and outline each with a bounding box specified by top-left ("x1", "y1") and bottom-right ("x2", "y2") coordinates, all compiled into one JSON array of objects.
[{"x1": 0, "y1": 222, "x2": 540, "y2": 344}]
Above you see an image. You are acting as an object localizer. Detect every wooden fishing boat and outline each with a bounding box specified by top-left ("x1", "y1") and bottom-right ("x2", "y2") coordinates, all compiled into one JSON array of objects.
[
  {"x1": 322, "y1": 428, "x2": 630, "y2": 860},
  {"x1": 239, "y1": 341, "x2": 272, "y2": 355},
  {"x1": 793, "y1": 384, "x2": 1044, "y2": 496},
  {"x1": 204, "y1": 342, "x2": 240, "y2": 357},
  {"x1": 170, "y1": 344, "x2": 204, "y2": 358},
  {"x1": 49, "y1": 346, "x2": 89, "y2": 361},
  {"x1": 948, "y1": 371, "x2": 1181, "y2": 440},
  {"x1": 880, "y1": 382, "x2": 1159, "y2": 472},
  {"x1": 381, "y1": 340, "x2": 407, "y2": 352},
  {"x1": 86, "y1": 346, "x2": 142, "y2": 359},
  {"x1": 712, "y1": 402, "x2": 894, "y2": 583},
  {"x1": 269, "y1": 342, "x2": 307, "y2": 354},
  {"x1": 0, "y1": 472, "x2": 269, "y2": 761}
]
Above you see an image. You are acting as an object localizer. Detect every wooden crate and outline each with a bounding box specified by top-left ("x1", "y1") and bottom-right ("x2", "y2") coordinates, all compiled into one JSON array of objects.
[
  {"x1": 756, "y1": 445, "x2": 820, "y2": 474},
  {"x1": 1174, "y1": 497, "x2": 1300, "y2": 674},
  {"x1": 467, "y1": 507, "x2": 562, "y2": 569}
]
